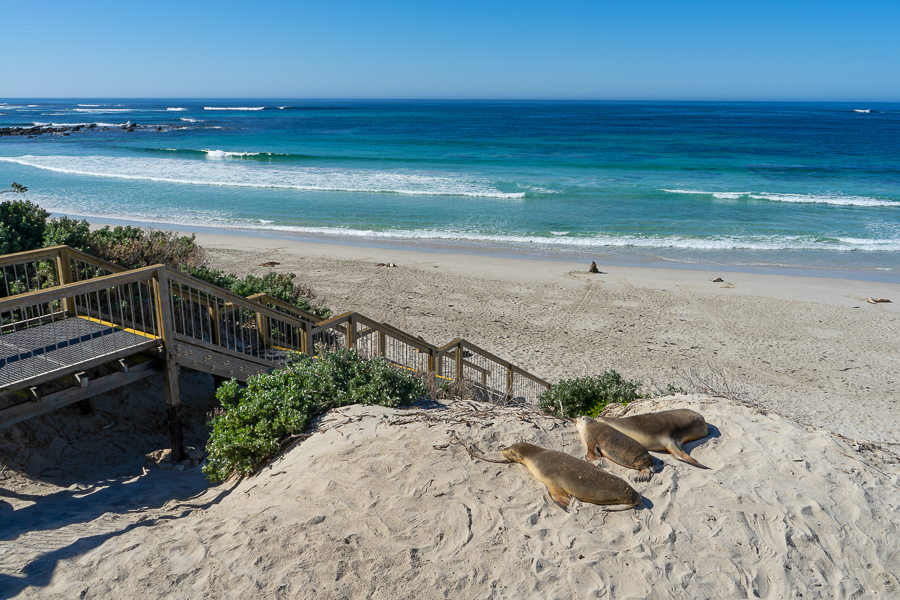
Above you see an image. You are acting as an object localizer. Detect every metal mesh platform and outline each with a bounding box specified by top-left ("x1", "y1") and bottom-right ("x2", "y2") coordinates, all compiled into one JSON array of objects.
[{"x1": 0, "y1": 317, "x2": 153, "y2": 388}]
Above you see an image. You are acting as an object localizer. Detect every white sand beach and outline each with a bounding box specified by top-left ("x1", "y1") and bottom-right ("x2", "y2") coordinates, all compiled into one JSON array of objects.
[{"x1": 2, "y1": 233, "x2": 900, "y2": 599}]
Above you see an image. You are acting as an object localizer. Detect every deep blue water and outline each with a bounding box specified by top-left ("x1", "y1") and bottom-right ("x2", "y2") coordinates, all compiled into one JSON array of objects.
[{"x1": 1, "y1": 99, "x2": 899, "y2": 279}]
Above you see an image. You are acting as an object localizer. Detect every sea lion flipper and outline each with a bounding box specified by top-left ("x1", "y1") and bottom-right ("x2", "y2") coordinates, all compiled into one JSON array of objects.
[
  {"x1": 547, "y1": 485, "x2": 572, "y2": 511},
  {"x1": 666, "y1": 442, "x2": 710, "y2": 470},
  {"x1": 633, "y1": 468, "x2": 652, "y2": 483},
  {"x1": 585, "y1": 444, "x2": 600, "y2": 462}
]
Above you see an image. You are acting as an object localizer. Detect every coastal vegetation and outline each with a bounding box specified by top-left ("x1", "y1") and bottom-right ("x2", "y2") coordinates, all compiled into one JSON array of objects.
[
  {"x1": 0, "y1": 191, "x2": 329, "y2": 317},
  {"x1": 203, "y1": 348, "x2": 428, "y2": 482},
  {"x1": 538, "y1": 370, "x2": 643, "y2": 418}
]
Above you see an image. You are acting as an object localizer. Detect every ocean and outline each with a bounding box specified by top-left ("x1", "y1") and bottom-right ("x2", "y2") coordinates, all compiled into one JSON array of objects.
[{"x1": 1, "y1": 99, "x2": 899, "y2": 281}]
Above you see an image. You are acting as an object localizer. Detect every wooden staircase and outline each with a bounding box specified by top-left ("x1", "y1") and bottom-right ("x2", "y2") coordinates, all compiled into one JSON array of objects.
[{"x1": 0, "y1": 246, "x2": 550, "y2": 460}]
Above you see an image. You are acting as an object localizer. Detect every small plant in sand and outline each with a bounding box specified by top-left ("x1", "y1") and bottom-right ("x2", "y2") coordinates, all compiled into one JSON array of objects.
[
  {"x1": 538, "y1": 370, "x2": 643, "y2": 418},
  {"x1": 204, "y1": 348, "x2": 428, "y2": 482}
]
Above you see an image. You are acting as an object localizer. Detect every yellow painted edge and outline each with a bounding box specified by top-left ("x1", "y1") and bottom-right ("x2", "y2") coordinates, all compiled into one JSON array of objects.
[{"x1": 76, "y1": 315, "x2": 159, "y2": 340}]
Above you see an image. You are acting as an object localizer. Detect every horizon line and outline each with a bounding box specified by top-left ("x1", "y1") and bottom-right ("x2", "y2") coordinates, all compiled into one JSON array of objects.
[{"x1": 3, "y1": 96, "x2": 899, "y2": 104}]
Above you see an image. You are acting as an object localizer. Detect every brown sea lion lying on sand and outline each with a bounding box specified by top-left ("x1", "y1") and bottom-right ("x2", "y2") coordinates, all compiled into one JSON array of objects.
[
  {"x1": 576, "y1": 416, "x2": 656, "y2": 482},
  {"x1": 501, "y1": 442, "x2": 641, "y2": 511},
  {"x1": 596, "y1": 408, "x2": 710, "y2": 469}
]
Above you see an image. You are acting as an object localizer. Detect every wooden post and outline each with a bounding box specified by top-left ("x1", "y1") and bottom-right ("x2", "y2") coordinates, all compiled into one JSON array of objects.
[
  {"x1": 506, "y1": 366, "x2": 514, "y2": 401},
  {"x1": 346, "y1": 316, "x2": 355, "y2": 349},
  {"x1": 305, "y1": 321, "x2": 315, "y2": 356},
  {"x1": 455, "y1": 344, "x2": 464, "y2": 381},
  {"x1": 56, "y1": 247, "x2": 75, "y2": 317},
  {"x1": 255, "y1": 312, "x2": 269, "y2": 349},
  {"x1": 208, "y1": 305, "x2": 221, "y2": 346},
  {"x1": 378, "y1": 331, "x2": 386, "y2": 357},
  {"x1": 155, "y1": 267, "x2": 185, "y2": 462}
]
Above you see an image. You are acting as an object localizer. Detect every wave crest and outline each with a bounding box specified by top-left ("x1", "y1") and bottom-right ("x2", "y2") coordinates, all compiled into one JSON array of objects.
[
  {"x1": 204, "y1": 106, "x2": 265, "y2": 111},
  {"x1": 662, "y1": 189, "x2": 898, "y2": 208},
  {"x1": 0, "y1": 155, "x2": 525, "y2": 199}
]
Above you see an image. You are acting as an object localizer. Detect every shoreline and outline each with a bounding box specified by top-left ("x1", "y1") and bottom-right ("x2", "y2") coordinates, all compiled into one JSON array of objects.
[
  {"x1": 75, "y1": 214, "x2": 900, "y2": 284},
  {"x1": 187, "y1": 228, "x2": 900, "y2": 309}
]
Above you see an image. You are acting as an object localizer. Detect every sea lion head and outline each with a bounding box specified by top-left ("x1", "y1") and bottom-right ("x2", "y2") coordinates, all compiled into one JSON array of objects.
[
  {"x1": 574, "y1": 415, "x2": 593, "y2": 436},
  {"x1": 501, "y1": 442, "x2": 538, "y2": 463}
]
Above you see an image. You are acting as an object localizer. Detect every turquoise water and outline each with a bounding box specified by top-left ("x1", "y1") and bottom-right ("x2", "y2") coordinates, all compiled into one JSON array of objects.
[{"x1": 1, "y1": 99, "x2": 899, "y2": 279}]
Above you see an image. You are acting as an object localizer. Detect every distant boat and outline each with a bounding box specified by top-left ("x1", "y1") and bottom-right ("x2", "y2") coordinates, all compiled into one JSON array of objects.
[{"x1": 854, "y1": 109, "x2": 871, "y2": 113}]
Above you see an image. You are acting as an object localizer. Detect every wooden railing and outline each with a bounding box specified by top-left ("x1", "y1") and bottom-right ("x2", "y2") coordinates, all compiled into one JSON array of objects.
[
  {"x1": 1, "y1": 247, "x2": 551, "y2": 404},
  {"x1": 0, "y1": 245, "x2": 124, "y2": 300},
  {"x1": 0, "y1": 265, "x2": 165, "y2": 392}
]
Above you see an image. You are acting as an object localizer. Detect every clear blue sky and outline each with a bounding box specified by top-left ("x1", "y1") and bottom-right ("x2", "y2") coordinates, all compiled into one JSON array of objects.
[{"x1": 4, "y1": 0, "x2": 899, "y2": 100}]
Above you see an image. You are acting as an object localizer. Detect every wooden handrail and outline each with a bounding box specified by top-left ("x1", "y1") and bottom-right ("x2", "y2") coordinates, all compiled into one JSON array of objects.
[
  {"x1": 0, "y1": 265, "x2": 165, "y2": 313},
  {"x1": 435, "y1": 338, "x2": 465, "y2": 358},
  {"x1": 0, "y1": 246, "x2": 67, "y2": 269},
  {"x1": 166, "y1": 269, "x2": 316, "y2": 331},
  {"x1": 354, "y1": 314, "x2": 438, "y2": 354},
  {"x1": 66, "y1": 247, "x2": 126, "y2": 274},
  {"x1": 246, "y1": 292, "x2": 321, "y2": 323}
]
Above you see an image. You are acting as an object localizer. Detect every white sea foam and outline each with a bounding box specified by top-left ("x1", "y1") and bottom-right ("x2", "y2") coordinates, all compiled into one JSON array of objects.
[
  {"x1": 167, "y1": 107, "x2": 187, "y2": 111},
  {"x1": 204, "y1": 106, "x2": 265, "y2": 111},
  {"x1": 205, "y1": 149, "x2": 263, "y2": 158},
  {"x1": 0, "y1": 155, "x2": 526, "y2": 199},
  {"x1": 236, "y1": 225, "x2": 900, "y2": 253},
  {"x1": 74, "y1": 108, "x2": 132, "y2": 113},
  {"x1": 550, "y1": 231, "x2": 569, "y2": 236},
  {"x1": 31, "y1": 122, "x2": 127, "y2": 127},
  {"x1": 179, "y1": 117, "x2": 202, "y2": 122},
  {"x1": 854, "y1": 109, "x2": 871, "y2": 113},
  {"x1": 78, "y1": 104, "x2": 101, "y2": 107},
  {"x1": 662, "y1": 188, "x2": 898, "y2": 208}
]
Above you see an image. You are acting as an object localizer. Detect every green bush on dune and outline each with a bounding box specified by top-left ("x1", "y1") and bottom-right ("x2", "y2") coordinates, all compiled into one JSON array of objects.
[
  {"x1": 538, "y1": 370, "x2": 643, "y2": 418},
  {"x1": 203, "y1": 348, "x2": 428, "y2": 482}
]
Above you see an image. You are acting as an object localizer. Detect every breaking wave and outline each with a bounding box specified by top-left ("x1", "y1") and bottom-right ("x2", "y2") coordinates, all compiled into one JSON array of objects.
[
  {"x1": 0, "y1": 155, "x2": 526, "y2": 199},
  {"x1": 662, "y1": 189, "x2": 898, "y2": 208}
]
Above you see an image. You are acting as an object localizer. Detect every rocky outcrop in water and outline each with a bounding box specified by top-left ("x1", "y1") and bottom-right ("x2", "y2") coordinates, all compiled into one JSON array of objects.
[{"x1": 0, "y1": 123, "x2": 174, "y2": 137}]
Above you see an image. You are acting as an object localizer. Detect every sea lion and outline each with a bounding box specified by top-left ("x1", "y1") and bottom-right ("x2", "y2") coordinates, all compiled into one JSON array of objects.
[
  {"x1": 576, "y1": 416, "x2": 655, "y2": 482},
  {"x1": 596, "y1": 408, "x2": 710, "y2": 469},
  {"x1": 501, "y1": 442, "x2": 641, "y2": 511}
]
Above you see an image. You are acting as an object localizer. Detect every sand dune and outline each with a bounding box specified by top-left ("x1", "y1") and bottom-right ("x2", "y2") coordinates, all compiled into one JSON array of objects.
[{"x1": 4, "y1": 397, "x2": 899, "y2": 599}]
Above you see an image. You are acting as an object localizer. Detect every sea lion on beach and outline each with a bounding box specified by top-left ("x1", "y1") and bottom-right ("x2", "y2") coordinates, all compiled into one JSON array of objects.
[
  {"x1": 576, "y1": 416, "x2": 655, "y2": 482},
  {"x1": 501, "y1": 442, "x2": 641, "y2": 511},
  {"x1": 596, "y1": 408, "x2": 710, "y2": 469}
]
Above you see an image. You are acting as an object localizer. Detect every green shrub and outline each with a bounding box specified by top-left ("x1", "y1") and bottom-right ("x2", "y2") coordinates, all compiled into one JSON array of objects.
[
  {"x1": 0, "y1": 199, "x2": 49, "y2": 255},
  {"x1": 203, "y1": 348, "x2": 428, "y2": 481},
  {"x1": 42, "y1": 217, "x2": 204, "y2": 272},
  {"x1": 189, "y1": 266, "x2": 331, "y2": 318},
  {"x1": 90, "y1": 227, "x2": 204, "y2": 271},
  {"x1": 43, "y1": 215, "x2": 93, "y2": 250},
  {"x1": 538, "y1": 370, "x2": 643, "y2": 418}
]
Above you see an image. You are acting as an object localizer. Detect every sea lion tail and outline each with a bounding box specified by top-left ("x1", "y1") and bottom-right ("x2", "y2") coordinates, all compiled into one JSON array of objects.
[{"x1": 667, "y1": 442, "x2": 710, "y2": 470}]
